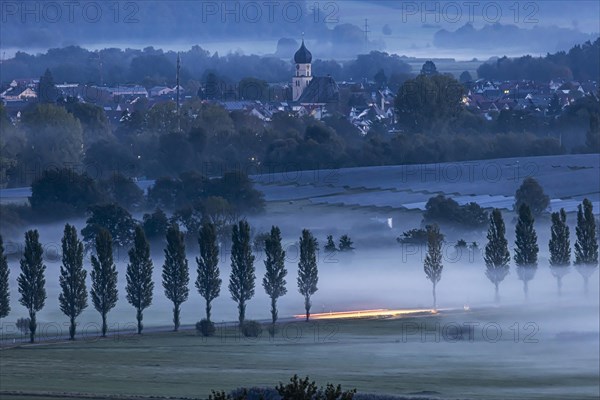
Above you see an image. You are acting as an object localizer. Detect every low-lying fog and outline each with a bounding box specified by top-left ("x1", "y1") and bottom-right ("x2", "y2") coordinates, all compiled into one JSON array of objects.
[{"x1": 2, "y1": 206, "x2": 599, "y2": 339}]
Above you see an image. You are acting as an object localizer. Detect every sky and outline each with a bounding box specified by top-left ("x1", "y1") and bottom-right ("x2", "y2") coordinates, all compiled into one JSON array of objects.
[{"x1": 1, "y1": 0, "x2": 599, "y2": 60}]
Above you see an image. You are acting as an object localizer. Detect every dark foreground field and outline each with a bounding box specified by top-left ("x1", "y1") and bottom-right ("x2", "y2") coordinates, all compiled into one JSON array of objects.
[{"x1": 1, "y1": 305, "x2": 599, "y2": 400}]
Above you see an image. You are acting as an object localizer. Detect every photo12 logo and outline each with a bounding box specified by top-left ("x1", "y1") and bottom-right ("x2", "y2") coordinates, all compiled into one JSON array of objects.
[
  {"x1": 400, "y1": 1, "x2": 540, "y2": 24},
  {"x1": 1, "y1": 1, "x2": 140, "y2": 23},
  {"x1": 198, "y1": 1, "x2": 339, "y2": 23}
]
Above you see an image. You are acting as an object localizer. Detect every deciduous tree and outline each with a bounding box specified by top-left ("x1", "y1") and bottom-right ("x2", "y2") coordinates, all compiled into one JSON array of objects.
[
  {"x1": 196, "y1": 222, "x2": 221, "y2": 323},
  {"x1": 514, "y1": 177, "x2": 550, "y2": 216},
  {"x1": 484, "y1": 209, "x2": 511, "y2": 302},
  {"x1": 549, "y1": 209, "x2": 571, "y2": 295},
  {"x1": 126, "y1": 226, "x2": 154, "y2": 334},
  {"x1": 90, "y1": 228, "x2": 118, "y2": 337},
  {"x1": 0, "y1": 235, "x2": 10, "y2": 319},
  {"x1": 18, "y1": 230, "x2": 46, "y2": 343},
  {"x1": 424, "y1": 224, "x2": 443, "y2": 310},
  {"x1": 229, "y1": 220, "x2": 255, "y2": 325},
  {"x1": 515, "y1": 204, "x2": 539, "y2": 298},
  {"x1": 298, "y1": 229, "x2": 318, "y2": 321},
  {"x1": 162, "y1": 224, "x2": 190, "y2": 331},
  {"x1": 575, "y1": 199, "x2": 599, "y2": 294},
  {"x1": 263, "y1": 226, "x2": 287, "y2": 330},
  {"x1": 59, "y1": 224, "x2": 87, "y2": 340}
]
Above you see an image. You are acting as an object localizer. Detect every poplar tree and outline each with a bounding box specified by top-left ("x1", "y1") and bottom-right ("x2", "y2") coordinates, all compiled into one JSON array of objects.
[
  {"x1": 126, "y1": 225, "x2": 154, "y2": 334},
  {"x1": 549, "y1": 209, "x2": 571, "y2": 295},
  {"x1": 59, "y1": 224, "x2": 87, "y2": 340},
  {"x1": 298, "y1": 229, "x2": 318, "y2": 321},
  {"x1": 196, "y1": 221, "x2": 221, "y2": 323},
  {"x1": 484, "y1": 209, "x2": 511, "y2": 302},
  {"x1": 18, "y1": 230, "x2": 46, "y2": 343},
  {"x1": 423, "y1": 224, "x2": 443, "y2": 310},
  {"x1": 514, "y1": 204, "x2": 539, "y2": 298},
  {"x1": 0, "y1": 235, "x2": 10, "y2": 319},
  {"x1": 229, "y1": 220, "x2": 255, "y2": 325},
  {"x1": 263, "y1": 226, "x2": 287, "y2": 330},
  {"x1": 90, "y1": 228, "x2": 118, "y2": 337},
  {"x1": 574, "y1": 199, "x2": 599, "y2": 294},
  {"x1": 162, "y1": 223, "x2": 189, "y2": 331}
]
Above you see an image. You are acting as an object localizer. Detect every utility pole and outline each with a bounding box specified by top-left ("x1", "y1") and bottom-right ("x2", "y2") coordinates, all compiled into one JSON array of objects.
[{"x1": 176, "y1": 52, "x2": 181, "y2": 133}]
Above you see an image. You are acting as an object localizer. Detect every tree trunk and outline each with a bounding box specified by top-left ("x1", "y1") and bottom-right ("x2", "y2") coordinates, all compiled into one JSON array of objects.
[
  {"x1": 432, "y1": 283, "x2": 437, "y2": 310},
  {"x1": 206, "y1": 300, "x2": 212, "y2": 323},
  {"x1": 173, "y1": 303, "x2": 180, "y2": 332},
  {"x1": 69, "y1": 315, "x2": 76, "y2": 340},
  {"x1": 136, "y1": 308, "x2": 143, "y2": 334},
  {"x1": 271, "y1": 297, "x2": 277, "y2": 326},
  {"x1": 238, "y1": 301, "x2": 246, "y2": 326},
  {"x1": 304, "y1": 296, "x2": 311, "y2": 321},
  {"x1": 523, "y1": 280, "x2": 529, "y2": 300},
  {"x1": 494, "y1": 282, "x2": 500, "y2": 304},
  {"x1": 557, "y1": 277, "x2": 562, "y2": 297},
  {"x1": 584, "y1": 276, "x2": 589, "y2": 296},
  {"x1": 101, "y1": 312, "x2": 108, "y2": 337},
  {"x1": 29, "y1": 311, "x2": 36, "y2": 343}
]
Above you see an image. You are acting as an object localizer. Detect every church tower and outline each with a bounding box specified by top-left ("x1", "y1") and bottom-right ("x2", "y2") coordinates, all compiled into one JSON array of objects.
[{"x1": 292, "y1": 39, "x2": 313, "y2": 101}]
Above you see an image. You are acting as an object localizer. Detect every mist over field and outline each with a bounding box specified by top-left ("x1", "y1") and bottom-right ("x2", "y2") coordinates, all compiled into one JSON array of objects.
[{"x1": 2, "y1": 201, "x2": 598, "y2": 332}]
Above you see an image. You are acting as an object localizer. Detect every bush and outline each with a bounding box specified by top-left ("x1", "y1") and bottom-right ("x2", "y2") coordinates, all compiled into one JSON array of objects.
[
  {"x1": 455, "y1": 239, "x2": 468, "y2": 248},
  {"x1": 29, "y1": 168, "x2": 105, "y2": 218},
  {"x1": 514, "y1": 177, "x2": 550, "y2": 216},
  {"x1": 397, "y1": 227, "x2": 445, "y2": 245},
  {"x1": 196, "y1": 319, "x2": 216, "y2": 337},
  {"x1": 241, "y1": 320, "x2": 262, "y2": 338},
  {"x1": 338, "y1": 235, "x2": 355, "y2": 251},
  {"x1": 424, "y1": 195, "x2": 488, "y2": 228},
  {"x1": 16, "y1": 317, "x2": 30, "y2": 334},
  {"x1": 142, "y1": 208, "x2": 169, "y2": 239}
]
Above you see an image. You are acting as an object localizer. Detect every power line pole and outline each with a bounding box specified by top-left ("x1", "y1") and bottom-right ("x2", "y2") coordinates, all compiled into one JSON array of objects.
[{"x1": 176, "y1": 53, "x2": 181, "y2": 133}]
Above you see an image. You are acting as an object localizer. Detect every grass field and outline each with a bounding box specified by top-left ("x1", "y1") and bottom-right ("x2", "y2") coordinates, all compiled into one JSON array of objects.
[{"x1": 1, "y1": 306, "x2": 598, "y2": 400}]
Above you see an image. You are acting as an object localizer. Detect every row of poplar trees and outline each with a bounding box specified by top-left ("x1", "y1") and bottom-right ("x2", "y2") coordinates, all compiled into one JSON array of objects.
[
  {"x1": 422, "y1": 198, "x2": 599, "y2": 309},
  {"x1": 0, "y1": 221, "x2": 320, "y2": 343}
]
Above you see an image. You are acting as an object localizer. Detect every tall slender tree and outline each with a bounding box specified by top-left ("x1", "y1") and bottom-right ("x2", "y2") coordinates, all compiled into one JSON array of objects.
[
  {"x1": 0, "y1": 235, "x2": 10, "y2": 320},
  {"x1": 263, "y1": 226, "x2": 287, "y2": 331},
  {"x1": 162, "y1": 223, "x2": 189, "y2": 331},
  {"x1": 423, "y1": 224, "x2": 443, "y2": 310},
  {"x1": 574, "y1": 199, "x2": 599, "y2": 294},
  {"x1": 17, "y1": 230, "x2": 46, "y2": 343},
  {"x1": 90, "y1": 228, "x2": 118, "y2": 337},
  {"x1": 58, "y1": 224, "x2": 88, "y2": 340},
  {"x1": 196, "y1": 221, "x2": 221, "y2": 323},
  {"x1": 484, "y1": 209, "x2": 511, "y2": 302},
  {"x1": 297, "y1": 229, "x2": 318, "y2": 321},
  {"x1": 126, "y1": 226, "x2": 154, "y2": 334},
  {"x1": 514, "y1": 204, "x2": 539, "y2": 299},
  {"x1": 549, "y1": 209, "x2": 571, "y2": 296},
  {"x1": 229, "y1": 220, "x2": 256, "y2": 325}
]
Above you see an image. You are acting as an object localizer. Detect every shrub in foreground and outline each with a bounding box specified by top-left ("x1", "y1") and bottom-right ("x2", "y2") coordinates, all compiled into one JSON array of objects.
[
  {"x1": 196, "y1": 319, "x2": 216, "y2": 337},
  {"x1": 241, "y1": 320, "x2": 262, "y2": 338}
]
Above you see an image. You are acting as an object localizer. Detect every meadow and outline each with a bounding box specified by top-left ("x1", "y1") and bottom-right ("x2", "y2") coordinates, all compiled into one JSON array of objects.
[{"x1": 1, "y1": 305, "x2": 599, "y2": 400}]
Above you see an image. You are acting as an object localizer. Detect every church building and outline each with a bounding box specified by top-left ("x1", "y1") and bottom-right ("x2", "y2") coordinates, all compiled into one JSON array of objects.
[{"x1": 291, "y1": 40, "x2": 339, "y2": 106}]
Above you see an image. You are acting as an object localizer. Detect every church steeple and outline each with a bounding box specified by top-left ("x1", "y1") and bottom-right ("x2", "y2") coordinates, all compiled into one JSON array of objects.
[
  {"x1": 292, "y1": 36, "x2": 313, "y2": 101},
  {"x1": 294, "y1": 38, "x2": 313, "y2": 64}
]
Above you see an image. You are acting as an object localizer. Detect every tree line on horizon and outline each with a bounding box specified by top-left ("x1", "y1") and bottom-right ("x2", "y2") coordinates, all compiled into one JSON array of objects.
[
  {"x1": 0, "y1": 198, "x2": 597, "y2": 343},
  {"x1": 2, "y1": 42, "x2": 599, "y2": 192}
]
